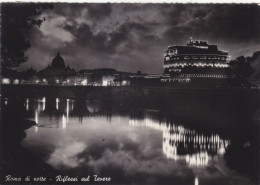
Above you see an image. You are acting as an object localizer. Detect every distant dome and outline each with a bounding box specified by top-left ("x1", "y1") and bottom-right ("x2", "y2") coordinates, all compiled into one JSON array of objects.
[{"x1": 51, "y1": 51, "x2": 65, "y2": 69}]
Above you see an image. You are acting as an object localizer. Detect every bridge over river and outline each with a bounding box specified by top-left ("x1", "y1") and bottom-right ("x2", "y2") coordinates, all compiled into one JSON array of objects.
[{"x1": 1, "y1": 84, "x2": 259, "y2": 135}]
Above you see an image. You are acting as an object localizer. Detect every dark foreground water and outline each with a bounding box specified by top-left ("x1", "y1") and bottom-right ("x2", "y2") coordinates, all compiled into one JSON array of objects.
[{"x1": 1, "y1": 88, "x2": 259, "y2": 185}]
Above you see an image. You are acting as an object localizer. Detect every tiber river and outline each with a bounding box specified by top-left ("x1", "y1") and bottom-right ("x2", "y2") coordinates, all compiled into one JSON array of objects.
[{"x1": 2, "y1": 94, "x2": 259, "y2": 185}]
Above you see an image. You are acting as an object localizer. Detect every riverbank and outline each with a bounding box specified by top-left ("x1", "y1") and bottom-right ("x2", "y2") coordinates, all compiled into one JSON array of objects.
[{"x1": 1, "y1": 106, "x2": 58, "y2": 183}]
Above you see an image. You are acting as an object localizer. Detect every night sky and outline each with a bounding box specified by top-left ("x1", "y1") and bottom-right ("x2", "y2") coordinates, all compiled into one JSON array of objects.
[{"x1": 18, "y1": 4, "x2": 260, "y2": 73}]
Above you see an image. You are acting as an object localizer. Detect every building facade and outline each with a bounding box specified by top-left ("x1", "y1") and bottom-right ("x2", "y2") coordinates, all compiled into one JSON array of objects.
[
  {"x1": 38, "y1": 51, "x2": 76, "y2": 84},
  {"x1": 162, "y1": 38, "x2": 231, "y2": 85}
]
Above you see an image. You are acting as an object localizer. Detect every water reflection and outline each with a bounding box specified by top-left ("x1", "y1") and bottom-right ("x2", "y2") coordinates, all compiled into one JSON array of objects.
[
  {"x1": 56, "y1": 98, "x2": 59, "y2": 110},
  {"x1": 35, "y1": 126, "x2": 38, "y2": 132},
  {"x1": 62, "y1": 114, "x2": 66, "y2": 129},
  {"x1": 26, "y1": 97, "x2": 230, "y2": 165},
  {"x1": 42, "y1": 97, "x2": 46, "y2": 111},
  {"x1": 86, "y1": 100, "x2": 102, "y2": 113},
  {"x1": 5, "y1": 96, "x2": 255, "y2": 185},
  {"x1": 26, "y1": 98, "x2": 29, "y2": 111},
  {"x1": 25, "y1": 97, "x2": 46, "y2": 112},
  {"x1": 66, "y1": 99, "x2": 69, "y2": 122},
  {"x1": 25, "y1": 97, "x2": 100, "y2": 127},
  {"x1": 47, "y1": 141, "x2": 86, "y2": 169},
  {"x1": 130, "y1": 117, "x2": 229, "y2": 167},
  {"x1": 35, "y1": 110, "x2": 38, "y2": 124},
  {"x1": 4, "y1": 98, "x2": 8, "y2": 105},
  {"x1": 195, "y1": 177, "x2": 199, "y2": 185}
]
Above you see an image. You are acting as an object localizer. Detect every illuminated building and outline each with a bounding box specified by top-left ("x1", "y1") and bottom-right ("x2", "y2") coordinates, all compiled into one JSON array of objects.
[
  {"x1": 38, "y1": 51, "x2": 76, "y2": 84},
  {"x1": 102, "y1": 75, "x2": 115, "y2": 86},
  {"x1": 65, "y1": 75, "x2": 88, "y2": 86},
  {"x1": 77, "y1": 68, "x2": 130, "y2": 86},
  {"x1": 163, "y1": 38, "x2": 231, "y2": 84}
]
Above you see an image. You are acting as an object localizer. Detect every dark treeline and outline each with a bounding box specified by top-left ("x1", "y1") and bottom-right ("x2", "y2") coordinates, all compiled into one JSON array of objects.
[
  {"x1": 229, "y1": 51, "x2": 260, "y2": 86},
  {"x1": 1, "y1": 3, "x2": 53, "y2": 74}
]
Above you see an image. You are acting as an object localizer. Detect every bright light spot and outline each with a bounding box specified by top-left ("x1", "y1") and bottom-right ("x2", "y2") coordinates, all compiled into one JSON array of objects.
[
  {"x1": 13, "y1": 79, "x2": 19, "y2": 84},
  {"x1": 26, "y1": 98, "x2": 29, "y2": 110},
  {"x1": 102, "y1": 76, "x2": 115, "y2": 86},
  {"x1": 2, "y1": 78, "x2": 10, "y2": 84},
  {"x1": 195, "y1": 177, "x2": 199, "y2": 185},
  {"x1": 81, "y1": 79, "x2": 87, "y2": 86},
  {"x1": 26, "y1": 102, "x2": 29, "y2": 111},
  {"x1": 42, "y1": 97, "x2": 46, "y2": 111},
  {"x1": 62, "y1": 114, "x2": 66, "y2": 129},
  {"x1": 102, "y1": 80, "x2": 108, "y2": 86},
  {"x1": 218, "y1": 144, "x2": 226, "y2": 155},
  {"x1": 35, "y1": 111, "x2": 38, "y2": 124},
  {"x1": 56, "y1": 98, "x2": 59, "y2": 110},
  {"x1": 66, "y1": 99, "x2": 69, "y2": 123}
]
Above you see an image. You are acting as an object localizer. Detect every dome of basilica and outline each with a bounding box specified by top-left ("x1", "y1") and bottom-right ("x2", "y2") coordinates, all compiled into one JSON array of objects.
[{"x1": 51, "y1": 51, "x2": 65, "y2": 69}]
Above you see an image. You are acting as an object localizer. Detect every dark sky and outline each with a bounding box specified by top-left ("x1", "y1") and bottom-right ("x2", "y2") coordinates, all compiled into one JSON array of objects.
[{"x1": 18, "y1": 4, "x2": 260, "y2": 73}]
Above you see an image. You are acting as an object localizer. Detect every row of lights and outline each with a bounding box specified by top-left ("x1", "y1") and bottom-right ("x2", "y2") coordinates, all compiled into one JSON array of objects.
[
  {"x1": 181, "y1": 74, "x2": 228, "y2": 78},
  {"x1": 1, "y1": 78, "x2": 48, "y2": 85},
  {"x1": 164, "y1": 62, "x2": 229, "y2": 68},
  {"x1": 2, "y1": 78, "x2": 129, "y2": 87},
  {"x1": 161, "y1": 78, "x2": 191, "y2": 82},
  {"x1": 165, "y1": 55, "x2": 226, "y2": 60}
]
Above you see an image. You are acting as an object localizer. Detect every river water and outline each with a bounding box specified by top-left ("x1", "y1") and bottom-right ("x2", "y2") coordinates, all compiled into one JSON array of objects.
[{"x1": 2, "y1": 95, "x2": 259, "y2": 185}]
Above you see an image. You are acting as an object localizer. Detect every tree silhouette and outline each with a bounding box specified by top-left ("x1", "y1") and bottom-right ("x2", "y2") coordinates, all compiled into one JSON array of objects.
[
  {"x1": 1, "y1": 3, "x2": 53, "y2": 72},
  {"x1": 229, "y1": 51, "x2": 258, "y2": 87}
]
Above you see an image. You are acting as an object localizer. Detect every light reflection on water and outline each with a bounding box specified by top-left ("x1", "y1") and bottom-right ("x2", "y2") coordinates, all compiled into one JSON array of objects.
[
  {"x1": 195, "y1": 177, "x2": 199, "y2": 185},
  {"x1": 130, "y1": 118, "x2": 229, "y2": 167},
  {"x1": 7, "y1": 97, "x2": 253, "y2": 185},
  {"x1": 56, "y1": 98, "x2": 59, "y2": 110}
]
